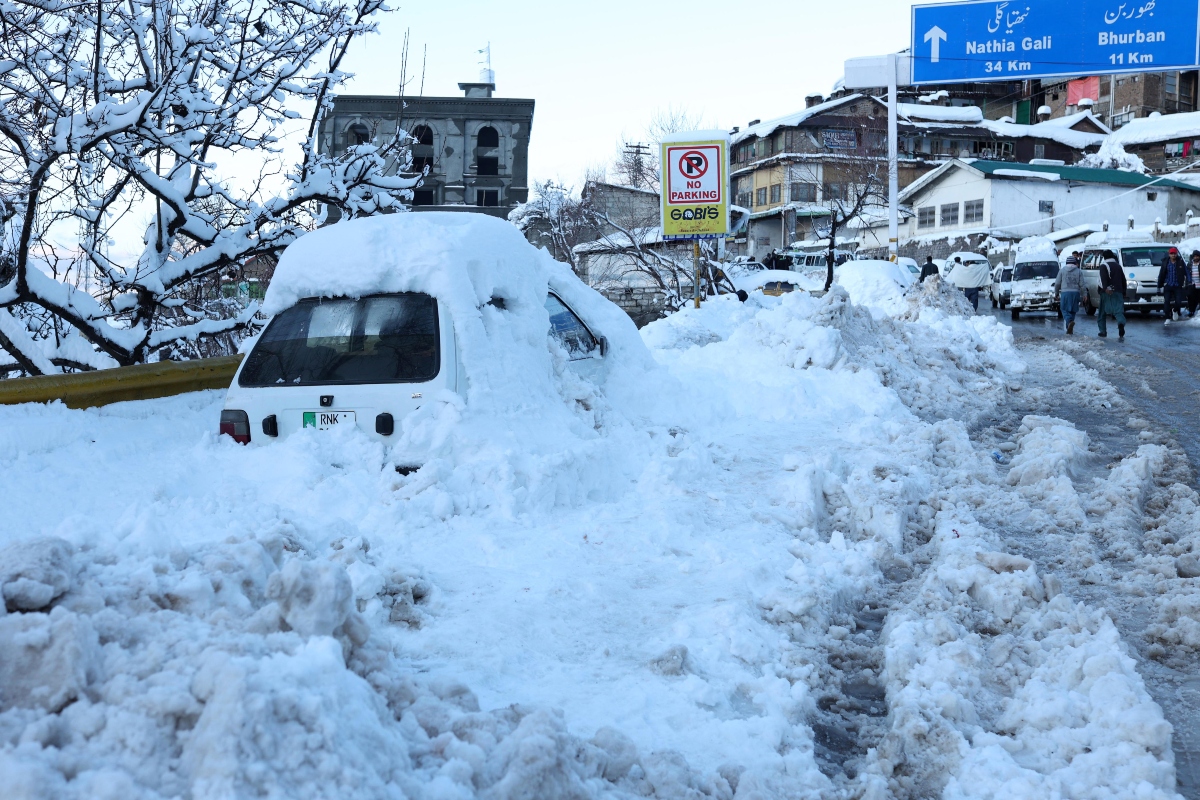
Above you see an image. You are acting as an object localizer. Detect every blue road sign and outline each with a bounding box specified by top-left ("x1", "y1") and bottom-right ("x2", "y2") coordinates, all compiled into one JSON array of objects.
[{"x1": 912, "y1": 0, "x2": 1200, "y2": 84}]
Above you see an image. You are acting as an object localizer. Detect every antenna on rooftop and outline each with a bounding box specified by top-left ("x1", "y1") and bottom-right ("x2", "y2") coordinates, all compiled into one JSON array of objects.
[{"x1": 477, "y1": 42, "x2": 494, "y2": 84}]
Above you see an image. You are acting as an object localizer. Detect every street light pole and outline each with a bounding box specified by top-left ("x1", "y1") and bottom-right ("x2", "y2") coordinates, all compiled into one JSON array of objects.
[{"x1": 888, "y1": 53, "x2": 899, "y2": 262}]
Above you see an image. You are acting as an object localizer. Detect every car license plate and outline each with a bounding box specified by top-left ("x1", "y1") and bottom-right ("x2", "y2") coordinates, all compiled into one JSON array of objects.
[
  {"x1": 1153, "y1": 295, "x2": 1164, "y2": 303},
  {"x1": 303, "y1": 411, "x2": 355, "y2": 430}
]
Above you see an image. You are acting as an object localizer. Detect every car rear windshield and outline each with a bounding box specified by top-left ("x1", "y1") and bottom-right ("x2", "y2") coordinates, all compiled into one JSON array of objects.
[
  {"x1": 1121, "y1": 247, "x2": 1171, "y2": 268},
  {"x1": 1014, "y1": 261, "x2": 1058, "y2": 280},
  {"x1": 238, "y1": 293, "x2": 439, "y2": 387}
]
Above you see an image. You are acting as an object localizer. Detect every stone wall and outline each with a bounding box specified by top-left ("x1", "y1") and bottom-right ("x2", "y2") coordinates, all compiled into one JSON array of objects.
[
  {"x1": 860, "y1": 232, "x2": 999, "y2": 264},
  {"x1": 599, "y1": 286, "x2": 670, "y2": 329}
]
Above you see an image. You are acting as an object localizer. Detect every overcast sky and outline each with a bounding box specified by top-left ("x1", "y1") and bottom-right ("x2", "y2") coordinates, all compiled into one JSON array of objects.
[{"x1": 338, "y1": 0, "x2": 915, "y2": 187}]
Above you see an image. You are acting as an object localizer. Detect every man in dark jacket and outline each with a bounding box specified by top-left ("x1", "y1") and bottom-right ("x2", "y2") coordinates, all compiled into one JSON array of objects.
[
  {"x1": 1097, "y1": 249, "x2": 1127, "y2": 339},
  {"x1": 1158, "y1": 247, "x2": 1190, "y2": 323},
  {"x1": 919, "y1": 256, "x2": 939, "y2": 282}
]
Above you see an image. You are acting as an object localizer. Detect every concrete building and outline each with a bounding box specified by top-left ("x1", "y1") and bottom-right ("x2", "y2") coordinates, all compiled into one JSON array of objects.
[
  {"x1": 857, "y1": 159, "x2": 1200, "y2": 259},
  {"x1": 727, "y1": 95, "x2": 1106, "y2": 258},
  {"x1": 318, "y1": 81, "x2": 534, "y2": 218},
  {"x1": 1038, "y1": 71, "x2": 1200, "y2": 128}
]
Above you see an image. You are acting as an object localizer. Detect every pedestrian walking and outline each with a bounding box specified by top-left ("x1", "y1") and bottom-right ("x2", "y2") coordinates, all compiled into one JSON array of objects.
[
  {"x1": 919, "y1": 256, "x2": 939, "y2": 283},
  {"x1": 1158, "y1": 247, "x2": 1189, "y2": 324},
  {"x1": 1188, "y1": 250, "x2": 1200, "y2": 318},
  {"x1": 1055, "y1": 253, "x2": 1083, "y2": 334},
  {"x1": 949, "y1": 255, "x2": 990, "y2": 311},
  {"x1": 1097, "y1": 249, "x2": 1127, "y2": 339}
]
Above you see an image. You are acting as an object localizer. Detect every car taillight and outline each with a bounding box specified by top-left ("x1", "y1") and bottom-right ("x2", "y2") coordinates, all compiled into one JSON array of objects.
[{"x1": 220, "y1": 410, "x2": 251, "y2": 445}]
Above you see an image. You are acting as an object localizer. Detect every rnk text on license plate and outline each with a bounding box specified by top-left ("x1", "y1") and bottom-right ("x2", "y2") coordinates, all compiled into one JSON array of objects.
[{"x1": 303, "y1": 411, "x2": 355, "y2": 429}]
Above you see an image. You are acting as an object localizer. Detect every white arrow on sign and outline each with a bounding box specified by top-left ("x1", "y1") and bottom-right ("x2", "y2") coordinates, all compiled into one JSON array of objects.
[{"x1": 924, "y1": 25, "x2": 947, "y2": 63}]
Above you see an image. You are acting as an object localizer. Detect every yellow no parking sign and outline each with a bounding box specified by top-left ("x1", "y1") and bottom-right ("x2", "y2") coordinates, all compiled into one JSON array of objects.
[{"x1": 661, "y1": 133, "x2": 729, "y2": 240}]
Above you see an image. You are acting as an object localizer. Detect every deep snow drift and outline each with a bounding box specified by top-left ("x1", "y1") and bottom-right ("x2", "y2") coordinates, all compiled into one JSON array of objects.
[{"x1": 0, "y1": 267, "x2": 1184, "y2": 798}]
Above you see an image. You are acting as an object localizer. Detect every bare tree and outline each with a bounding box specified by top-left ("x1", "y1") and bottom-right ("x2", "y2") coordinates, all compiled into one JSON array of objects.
[
  {"x1": 0, "y1": 0, "x2": 419, "y2": 375},
  {"x1": 815, "y1": 156, "x2": 888, "y2": 290},
  {"x1": 611, "y1": 106, "x2": 708, "y2": 192},
  {"x1": 508, "y1": 181, "x2": 597, "y2": 274}
]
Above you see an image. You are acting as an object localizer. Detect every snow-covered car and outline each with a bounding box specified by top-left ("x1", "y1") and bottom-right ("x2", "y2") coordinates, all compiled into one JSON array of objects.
[
  {"x1": 1079, "y1": 233, "x2": 1172, "y2": 316},
  {"x1": 220, "y1": 213, "x2": 639, "y2": 445},
  {"x1": 731, "y1": 269, "x2": 822, "y2": 296},
  {"x1": 723, "y1": 258, "x2": 766, "y2": 278},
  {"x1": 1007, "y1": 256, "x2": 1060, "y2": 320},
  {"x1": 989, "y1": 264, "x2": 1014, "y2": 309},
  {"x1": 896, "y1": 256, "x2": 920, "y2": 277}
]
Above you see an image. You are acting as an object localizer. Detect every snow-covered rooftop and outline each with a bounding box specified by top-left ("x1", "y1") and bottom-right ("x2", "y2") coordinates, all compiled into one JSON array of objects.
[
  {"x1": 730, "y1": 94, "x2": 863, "y2": 146},
  {"x1": 1108, "y1": 110, "x2": 1200, "y2": 147}
]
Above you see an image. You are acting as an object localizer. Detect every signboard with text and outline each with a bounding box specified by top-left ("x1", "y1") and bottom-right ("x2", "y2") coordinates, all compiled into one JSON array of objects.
[
  {"x1": 660, "y1": 137, "x2": 729, "y2": 240},
  {"x1": 912, "y1": 0, "x2": 1200, "y2": 84}
]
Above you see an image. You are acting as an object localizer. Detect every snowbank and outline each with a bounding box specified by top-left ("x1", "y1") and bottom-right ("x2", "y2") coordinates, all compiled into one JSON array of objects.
[
  {"x1": 833, "y1": 260, "x2": 914, "y2": 317},
  {"x1": 0, "y1": 260, "x2": 1180, "y2": 799}
]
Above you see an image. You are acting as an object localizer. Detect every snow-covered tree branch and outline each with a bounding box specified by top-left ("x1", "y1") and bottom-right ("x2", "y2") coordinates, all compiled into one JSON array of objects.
[{"x1": 0, "y1": 0, "x2": 420, "y2": 373}]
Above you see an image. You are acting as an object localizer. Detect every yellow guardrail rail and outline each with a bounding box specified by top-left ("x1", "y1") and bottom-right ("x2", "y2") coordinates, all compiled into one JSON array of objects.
[{"x1": 0, "y1": 354, "x2": 243, "y2": 409}]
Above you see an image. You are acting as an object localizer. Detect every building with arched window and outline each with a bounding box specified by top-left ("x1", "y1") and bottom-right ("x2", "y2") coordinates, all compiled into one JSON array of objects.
[{"x1": 318, "y1": 79, "x2": 534, "y2": 218}]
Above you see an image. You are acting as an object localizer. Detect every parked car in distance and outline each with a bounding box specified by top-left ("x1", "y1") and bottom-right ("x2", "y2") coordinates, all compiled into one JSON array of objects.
[
  {"x1": 1008, "y1": 255, "x2": 1060, "y2": 320},
  {"x1": 990, "y1": 264, "x2": 1014, "y2": 309},
  {"x1": 1078, "y1": 233, "x2": 1171, "y2": 316}
]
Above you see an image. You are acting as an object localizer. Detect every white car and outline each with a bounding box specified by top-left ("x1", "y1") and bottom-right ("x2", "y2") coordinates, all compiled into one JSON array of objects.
[
  {"x1": 1007, "y1": 256, "x2": 1061, "y2": 320},
  {"x1": 989, "y1": 264, "x2": 1014, "y2": 309},
  {"x1": 220, "y1": 213, "x2": 637, "y2": 446},
  {"x1": 896, "y1": 256, "x2": 921, "y2": 278}
]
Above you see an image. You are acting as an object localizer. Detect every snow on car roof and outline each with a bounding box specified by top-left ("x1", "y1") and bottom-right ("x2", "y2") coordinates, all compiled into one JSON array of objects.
[{"x1": 263, "y1": 212, "x2": 652, "y2": 413}]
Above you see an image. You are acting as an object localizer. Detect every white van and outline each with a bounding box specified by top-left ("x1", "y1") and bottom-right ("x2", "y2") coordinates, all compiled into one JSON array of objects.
[
  {"x1": 220, "y1": 213, "x2": 629, "y2": 446},
  {"x1": 989, "y1": 264, "x2": 1014, "y2": 309},
  {"x1": 1007, "y1": 253, "x2": 1060, "y2": 320},
  {"x1": 1078, "y1": 233, "x2": 1172, "y2": 316}
]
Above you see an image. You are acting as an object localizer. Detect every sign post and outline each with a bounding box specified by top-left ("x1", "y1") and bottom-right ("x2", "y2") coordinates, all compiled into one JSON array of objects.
[
  {"x1": 661, "y1": 132, "x2": 730, "y2": 308},
  {"x1": 912, "y1": 0, "x2": 1200, "y2": 85}
]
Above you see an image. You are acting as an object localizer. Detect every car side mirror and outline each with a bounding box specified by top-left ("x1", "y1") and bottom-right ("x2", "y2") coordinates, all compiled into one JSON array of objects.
[{"x1": 598, "y1": 336, "x2": 608, "y2": 357}]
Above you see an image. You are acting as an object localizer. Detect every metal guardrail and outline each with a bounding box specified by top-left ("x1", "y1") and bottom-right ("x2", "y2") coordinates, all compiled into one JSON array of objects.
[{"x1": 0, "y1": 354, "x2": 243, "y2": 409}]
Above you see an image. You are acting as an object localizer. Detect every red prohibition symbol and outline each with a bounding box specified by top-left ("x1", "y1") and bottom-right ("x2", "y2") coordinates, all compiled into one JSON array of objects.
[{"x1": 679, "y1": 150, "x2": 709, "y2": 179}]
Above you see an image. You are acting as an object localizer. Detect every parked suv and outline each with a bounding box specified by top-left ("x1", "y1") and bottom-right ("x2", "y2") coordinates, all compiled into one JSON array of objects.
[
  {"x1": 989, "y1": 264, "x2": 1014, "y2": 309},
  {"x1": 1078, "y1": 235, "x2": 1172, "y2": 316}
]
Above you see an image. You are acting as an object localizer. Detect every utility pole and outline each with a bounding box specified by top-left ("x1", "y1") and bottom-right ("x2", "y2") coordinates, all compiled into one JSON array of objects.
[{"x1": 623, "y1": 143, "x2": 652, "y2": 188}]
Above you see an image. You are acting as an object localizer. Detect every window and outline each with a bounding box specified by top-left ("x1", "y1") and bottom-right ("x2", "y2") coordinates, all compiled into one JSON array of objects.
[
  {"x1": 411, "y1": 125, "x2": 434, "y2": 146},
  {"x1": 476, "y1": 126, "x2": 499, "y2": 148},
  {"x1": 239, "y1": 294, "x2": 439, "y2": 387},
  {"x1": 1147, "y1": 191, "x2": 1158, "y2": 201},
  {"x1": 790, "y1": 183, "x2": 817, "y2": 202},
  {"x1": 1033, "y1": 144, "x2": 1046, "y2": 160},
  {"x1": 824, "y1": 183, "x2": 846, "y2": 201},
  {"x1": 411, "y1": 189, "x2": 435, "y2": 206},
  {"x1": 1120, "y1": 247, "x2": 1171, "y2": 267},
  {"x1": 755, "y1": 187, "x2": 767, "y2": 206},
  {"x1": 940, "y1": 203, "x2": 959, "y2": 226},
  {"x1": 477, "y1": 156, "x2": 499, "y2": 175},
  {"x1": 918, "y1": 207, "x2": 935, "y2": 229},
  {"x1": 545, "y1": 294, "x2": 599, "y2": 360},
  {"x1": 737, "y1": 192, "x2": 751, "y2": 208},
  {"x1": 1167, "y1": 73, "x2": 1179, "y2": 96},
  {"x1": 476, "y1": 189, "x2": 499, "y2": 207},
  {"x1": 348, "y1": 123, "x2": 370, "y2": 146},
  {"x1": 964, "y1": 199, "x2": 985, "y2": 224},
  {"x1": 769, "y1": 184, "x2": 782, "y2": 203},
  {"x1": 1014, "y1": 261, "x2": 1059, "y2": 281},
  {"x1": 1039, "y1": 200, "x2": 1054, "y2": 214}
]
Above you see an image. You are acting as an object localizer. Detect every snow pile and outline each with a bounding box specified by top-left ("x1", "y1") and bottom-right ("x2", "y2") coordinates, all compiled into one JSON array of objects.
[
  {"x1": 1078, "y1": 138, "x2": 1148, "y2": 173},
  {"x1": 832, "y1": 259, "x2": 914, "y2": 317},
  {"x1": 0, "y1": 261, "x2": 1185, "y2": 798}
]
